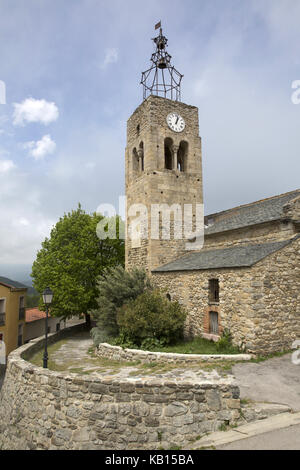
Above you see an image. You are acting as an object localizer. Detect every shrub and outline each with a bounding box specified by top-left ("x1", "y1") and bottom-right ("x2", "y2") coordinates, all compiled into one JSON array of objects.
[
  {"x1": 116, "y1": 290, "x2": 187, "y2": 346},
  {"x1": 110, "y1": 333, "x2": 137, "y2": 349},
  {"x1": 90, "y1": 266, "x2": 151, "y2": 341},
  {"x1": 216, "y1": 328, "x2": 240, "y2": 353},
  {"x1": 141, "y1": 337, "x2": 167, "y2": 350}
]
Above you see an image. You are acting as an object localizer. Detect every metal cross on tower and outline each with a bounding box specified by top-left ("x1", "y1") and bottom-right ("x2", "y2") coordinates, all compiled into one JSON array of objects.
[{"x1": 141, "y1": 22, "x2": 183, "y2": 101}]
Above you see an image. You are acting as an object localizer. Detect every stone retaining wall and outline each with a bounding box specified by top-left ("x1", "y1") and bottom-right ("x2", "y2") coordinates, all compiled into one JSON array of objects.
[
  {"x1": 0, "y1": 331, "x2": 241, "y2": 450},
  {"x1": 97, "y1": 343, "x2": 252, "y2": 364}
]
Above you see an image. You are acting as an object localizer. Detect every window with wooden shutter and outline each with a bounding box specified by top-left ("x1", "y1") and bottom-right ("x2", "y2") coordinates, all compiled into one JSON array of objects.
[{"x1": 209, "y1": 279, "x2": 219, "y2": 303}]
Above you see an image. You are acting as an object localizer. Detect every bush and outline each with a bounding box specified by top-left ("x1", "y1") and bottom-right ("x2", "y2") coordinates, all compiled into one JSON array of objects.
[
  {"x1": 116, "y1": 290, "x2": 187, "y2": 346},
  {"x1": 90, "y1": 266, "x2": 151, "y2": 340},
  {"x1": 216, "y1": 328, "x2": 240, "y2": 353}
]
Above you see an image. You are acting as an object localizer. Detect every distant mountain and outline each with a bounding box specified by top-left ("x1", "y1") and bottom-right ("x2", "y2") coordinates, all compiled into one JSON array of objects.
[
  {"x1": 0, "y1": 264, "x2": 32, "y2": 286},
  {"x1": 26, "y1": 286, "x2": 38, "y2": 295}
]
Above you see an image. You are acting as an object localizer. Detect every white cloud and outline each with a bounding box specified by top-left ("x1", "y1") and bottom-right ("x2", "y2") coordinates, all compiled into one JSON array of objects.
[
  {"x1": 101, "y1": 48, "x2": 118, "y2": 69},
  {"x1": 24, "y1": 134, "x2": 56, "y2": 160},
  {"x1": 13, "y1": 98, "x2": 59, "y2": 126},
  {"x1": 0, "y1": 159, "x2": 16, "y2": 173},
  {"x1": 18, "y1": 218, "x2": 30, "y2": 227}
]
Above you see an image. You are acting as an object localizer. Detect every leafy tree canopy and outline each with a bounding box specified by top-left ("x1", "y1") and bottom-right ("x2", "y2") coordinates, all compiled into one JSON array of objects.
[{"x1": 31, "y1": 204, "x2": 124, "y2": 320}]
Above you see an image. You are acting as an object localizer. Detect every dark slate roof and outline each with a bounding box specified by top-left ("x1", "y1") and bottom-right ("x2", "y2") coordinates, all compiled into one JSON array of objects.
[
  {"x1": 0, "y1": 276, "x2": 28, "y2": 289},
  {"x1": 153, "y1": 238, "x2": 297, "y2": 272},
  {"x1": 205, "y1": 190, "x2": 300, "y2": 235}
]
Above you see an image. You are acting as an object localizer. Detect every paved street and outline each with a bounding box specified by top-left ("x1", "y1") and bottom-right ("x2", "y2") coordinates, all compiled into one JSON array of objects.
[
  {"x1": 232, "y1": 353, "x2": 300, "y2": 411},
  {"x1": 221, "y1": 353, "x2": 300, "y2": 449},
  {"x1": 190, "y1": 412, "x2": 300, "y2": 451},
  {"x1": 218, "y1": 423, "x2": 300, "y2": 450}
]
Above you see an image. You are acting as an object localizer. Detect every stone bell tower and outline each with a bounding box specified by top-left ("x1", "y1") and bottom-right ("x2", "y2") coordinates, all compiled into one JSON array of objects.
[{"x1": 125, "y1": 24, "x2": 203, "y2": 272}]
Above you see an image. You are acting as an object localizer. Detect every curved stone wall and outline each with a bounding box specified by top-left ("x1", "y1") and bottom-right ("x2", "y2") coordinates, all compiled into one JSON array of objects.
[
  {"x1": 0, "y1": 332, "x2": 241, "y2": 450},
  {"x1": 97, "y1": 343, "x2": 252, "y2": 364}
]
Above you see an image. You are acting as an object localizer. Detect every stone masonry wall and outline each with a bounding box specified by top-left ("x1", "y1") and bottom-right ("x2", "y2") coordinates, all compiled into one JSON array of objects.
[
  {"x1": 152, "y1": 236, "x2": 300, "y2": 354},
  {"x1": 97, "y1": 343, "x2": 252, "y2": 364},
  {"x1": 203, "y1": 220, "x2": 297, "y2": 251},
  {"x1": 0, "y1": 334, "x2": 241, "y2": 450}
]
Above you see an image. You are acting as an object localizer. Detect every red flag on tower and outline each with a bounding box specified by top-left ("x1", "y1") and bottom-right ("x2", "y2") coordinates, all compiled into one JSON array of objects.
[{"x1": 155, "y1": 21, "x2": 161, "y2": 30}]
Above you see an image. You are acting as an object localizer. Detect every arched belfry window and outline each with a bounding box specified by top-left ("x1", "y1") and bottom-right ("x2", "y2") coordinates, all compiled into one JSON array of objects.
[
  {"x1": 138, "y1": 142, "x2": 144, "y2": 172},
  {"x1": 132, "y1": 147, "x2": 139, "y2": 172},
  {"x1": 177, "y1": 141, "x2": 188, "y2": 172},
  {"x1": 164, "y1": 137, "x2": 173, "y2": 170}
]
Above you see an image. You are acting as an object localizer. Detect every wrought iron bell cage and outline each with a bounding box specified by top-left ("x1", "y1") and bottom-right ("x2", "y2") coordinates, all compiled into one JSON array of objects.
[{"x1": 141, "y1": 24, "x2": 183, "y2": 101}]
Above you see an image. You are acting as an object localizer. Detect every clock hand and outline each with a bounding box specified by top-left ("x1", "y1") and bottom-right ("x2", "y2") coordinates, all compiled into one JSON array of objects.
[{"x1": 175, "y1": 116, "x2": 179, "y2": 124}]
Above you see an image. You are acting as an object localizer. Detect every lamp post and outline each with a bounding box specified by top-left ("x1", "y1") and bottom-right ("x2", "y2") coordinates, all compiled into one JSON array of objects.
[{"x1": 42, "y1": 287, "x2": 53, "y2": 369}]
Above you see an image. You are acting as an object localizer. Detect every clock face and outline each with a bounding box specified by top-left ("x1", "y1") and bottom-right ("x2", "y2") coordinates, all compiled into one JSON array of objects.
[{"x1": 166, "y1": 113, "x2": 185, "y2": 133}]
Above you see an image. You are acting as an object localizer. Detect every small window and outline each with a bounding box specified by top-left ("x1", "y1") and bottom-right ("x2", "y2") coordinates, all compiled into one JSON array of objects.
[
  {"x1": 166, "y1": 293, "x2": 171, "y2": 301},
  {"x1": 209, "y1": 279, "x2": 219, "y2": 303},
  {"x1": 209, "y1": 311, "x2": 219, "y2": 334},
  {"x1": 56, "y1": 323, "x2": 61, "y2": 332},
  {"x1": 137, "y1": 124, "x2": 140, "y2": 136},
  {"x1": 0, "y1": 299, "x2": 6, "y2": 326},
  {"x1": 0, "y1": 298, "x2": 5, "y2": 313}
]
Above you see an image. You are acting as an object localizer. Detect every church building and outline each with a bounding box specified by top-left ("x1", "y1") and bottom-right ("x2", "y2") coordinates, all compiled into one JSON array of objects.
[{"x1": 125, "y1": 25, "x2": 300, "y2": 354}]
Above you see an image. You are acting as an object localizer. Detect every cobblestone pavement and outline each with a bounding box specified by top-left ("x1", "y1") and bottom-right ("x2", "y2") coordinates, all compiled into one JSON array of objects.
[
  {"x1": 47, "y1": 332, "x2": 225, "y2": 381},
  {"x1": 34, "y1": 333, "x2": 300, "y2": 411}
]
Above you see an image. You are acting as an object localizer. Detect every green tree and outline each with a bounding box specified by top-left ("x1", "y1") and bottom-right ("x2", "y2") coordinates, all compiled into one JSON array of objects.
[
  {"x1": 90, "y1": 266, "x2": 151, "y2": 342},
  {"x1": 31, "y1": 205, "x2": 124, "y2": 324},
  {"x1": 26, "y1": 294, "x2": 40, "y2": 308}
]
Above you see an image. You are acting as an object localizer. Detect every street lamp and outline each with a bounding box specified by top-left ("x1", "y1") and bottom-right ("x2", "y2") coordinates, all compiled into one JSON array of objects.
[{"x1": 42, "y1": 287, "x2": 53, "y2": 369}]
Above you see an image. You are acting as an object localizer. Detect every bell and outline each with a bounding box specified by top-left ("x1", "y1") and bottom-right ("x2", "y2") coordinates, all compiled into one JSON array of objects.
[
  {"x1": 158, "y1": 58, "x2": 167, "y2": 69},
  {"x1": 158, "y1": 40, "x2": 165, "y2": 50}
]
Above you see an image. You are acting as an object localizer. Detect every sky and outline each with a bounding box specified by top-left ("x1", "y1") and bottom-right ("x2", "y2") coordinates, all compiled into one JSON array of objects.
[{"x1": 0, "y1": 0, "x2": 300, "y2": 281}]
